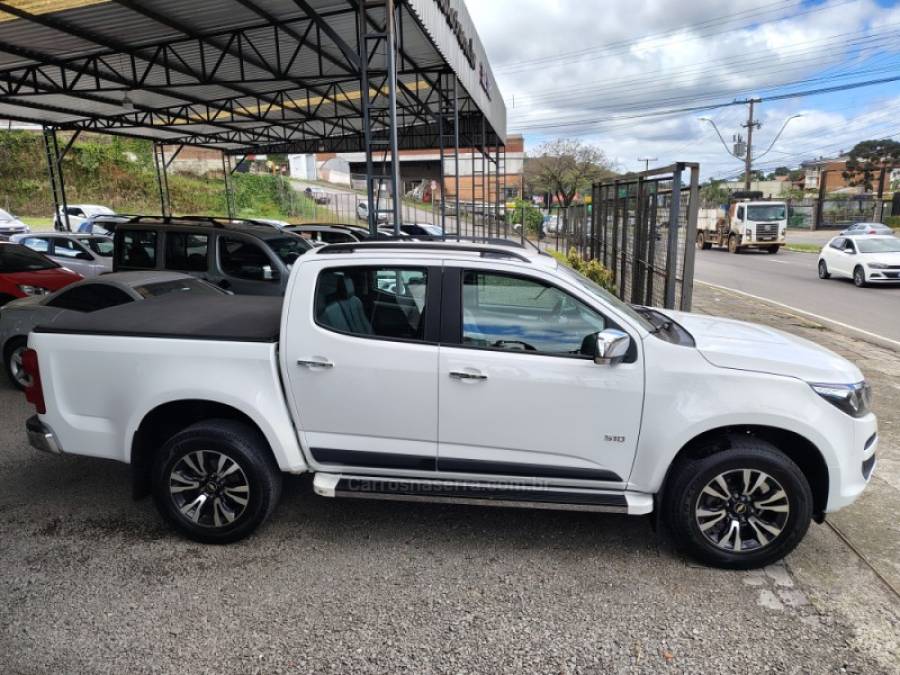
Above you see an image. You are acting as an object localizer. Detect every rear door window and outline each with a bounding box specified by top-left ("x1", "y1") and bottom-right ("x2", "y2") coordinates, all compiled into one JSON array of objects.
[
  {"x1": 20, "y1": 237, "x2": 50, "y2": 253},
  {"x1": 52, "y1": 237, "x2": 88, "y2": 259},
  {"x1": 117, "y1": 230, "x2": 158, "y2": 269},
  {"x1": 165, "y1": 232, "x2": 209, "y2": 272},
  {"x1": 219, "y1": 236, "x2": 274, "y2": 281}
]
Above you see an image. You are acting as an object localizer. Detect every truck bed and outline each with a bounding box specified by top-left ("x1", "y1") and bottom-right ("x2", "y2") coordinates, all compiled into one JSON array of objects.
[{"x1": 33, "y1": 293, "x2": 282, "y2": 342}]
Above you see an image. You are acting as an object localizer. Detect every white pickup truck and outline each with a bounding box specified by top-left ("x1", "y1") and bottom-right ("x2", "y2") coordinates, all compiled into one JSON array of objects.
[{"x1": 21, "y1": 241, "x2": 876, "y2": 569}]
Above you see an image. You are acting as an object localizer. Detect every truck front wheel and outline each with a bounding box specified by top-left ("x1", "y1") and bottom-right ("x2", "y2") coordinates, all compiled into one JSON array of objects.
[
  {"x1": 152, "y1": 419, "x2": 282, "y2": 544},
  {"x1": 767, "y1": 245, "x2": 780, "y2": 254},
  {"x1": 728, "y1": 234, "x2": 741, "y2": 254},
  {"x1": 663, "y1": 436, "x2": 813, "y2": 569}
]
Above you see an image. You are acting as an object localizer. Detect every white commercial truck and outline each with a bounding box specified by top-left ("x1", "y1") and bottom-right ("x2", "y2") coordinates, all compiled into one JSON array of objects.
[
  {"x1": 697, "y1": 192, "x2": 788, "y2": 254},
  {"x1": 19, "y1": 239, "x2": 877, "y2": 569}
]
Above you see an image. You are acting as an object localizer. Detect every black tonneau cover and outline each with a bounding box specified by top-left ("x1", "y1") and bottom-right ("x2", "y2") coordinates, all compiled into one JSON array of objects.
[{"x1": 34, "y1": 294, "x2": 282, "y2": 343}]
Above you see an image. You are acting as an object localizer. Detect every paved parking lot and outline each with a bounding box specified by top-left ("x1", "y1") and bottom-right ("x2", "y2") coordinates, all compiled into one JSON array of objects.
[{"x1": 2, "y1": 286, "x2": 899, "y2": 674}]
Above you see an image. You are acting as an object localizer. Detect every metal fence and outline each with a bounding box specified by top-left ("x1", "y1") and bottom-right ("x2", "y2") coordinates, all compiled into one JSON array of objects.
[{"x1": 587, "y1": 163, "x2": 700, "y2": 311}]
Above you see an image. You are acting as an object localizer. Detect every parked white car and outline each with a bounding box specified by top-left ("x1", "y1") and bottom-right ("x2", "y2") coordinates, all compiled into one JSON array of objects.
[
  {"x1": 0, "y1": 208, "x2": 30, "y2": 240},
  {"x1": 21, "y1": 241, "x2": 876, "y2": 569},
  {"x1": 54, "y1": 204, "x2": 115, "y2": 231},
  {"x1": 356, "y1": 200, "x2": 388, "y2": 223},
  {"x1": 11, "y1": 233, "x2": 113, "y2": 278},
  {"x1": 817, "y1": 235, "x2": 900, "y2": 287}
]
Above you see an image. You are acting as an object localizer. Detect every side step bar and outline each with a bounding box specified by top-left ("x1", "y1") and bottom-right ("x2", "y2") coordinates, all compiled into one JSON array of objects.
[{"x1": 313, "y1": 473, "x2": 652, "y2": 515}]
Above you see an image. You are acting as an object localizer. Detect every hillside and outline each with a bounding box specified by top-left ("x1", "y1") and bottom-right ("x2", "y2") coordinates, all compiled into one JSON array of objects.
[{"x1": 0, "y1": 131, "x2": 312, "y2": 221}]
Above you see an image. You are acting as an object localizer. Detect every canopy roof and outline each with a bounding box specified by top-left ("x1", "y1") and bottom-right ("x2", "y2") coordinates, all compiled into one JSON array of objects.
[{"x1": 0, "y1": 0, "x2": 506, "y2": 152}]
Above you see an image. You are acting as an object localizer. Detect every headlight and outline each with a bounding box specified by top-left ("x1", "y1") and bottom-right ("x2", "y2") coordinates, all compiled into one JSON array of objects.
[
  {"x1": 810, "y1": 381, "x2": 872, "y2": 418},
  {"x1": 17, "y1": 285, "x2": 49, "y2": 296},
  {"x1": 867, "y1": 263, "x2": 888, "y2": 269},
  {"x1": 745, "y1": 228, "x2": 752, "y2": 237}
]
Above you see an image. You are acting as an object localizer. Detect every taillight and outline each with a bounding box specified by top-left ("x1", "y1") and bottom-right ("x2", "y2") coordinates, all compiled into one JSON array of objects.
[{"x1": 22, "y1": 348, "x2": 45, "y2": 414}]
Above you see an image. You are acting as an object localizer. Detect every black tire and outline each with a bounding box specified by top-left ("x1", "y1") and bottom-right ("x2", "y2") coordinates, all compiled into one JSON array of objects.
[
  {"x1": 152, "y1": 419, "x2": 282, "y2": 544},
  {"x1": 853, "y1": 265, "x2": 867, "y2": 288},
  {"x1": 728, "y1": 234, "x2": 741, "y2": 254},
  {"x1": 663, "y1": 436, "x2": 813, "y2": 569},
  {"x1": 3, "y1": 336, "x2": 28, "y2": 390},
  {"x1": 0, "y1": 293, "x2": 16, "y2": 308},
  {"x1": 767, "y1": 245, "x2": 780, "y2": 254},
  {"x1": 818, "y1": 259, "x2": 830, "y2": 279}
]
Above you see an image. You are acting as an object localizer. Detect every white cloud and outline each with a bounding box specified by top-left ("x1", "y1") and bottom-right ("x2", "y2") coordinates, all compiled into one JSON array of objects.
[{"x1": 467, "y1": 0, "x2": 900, "y2": 177}]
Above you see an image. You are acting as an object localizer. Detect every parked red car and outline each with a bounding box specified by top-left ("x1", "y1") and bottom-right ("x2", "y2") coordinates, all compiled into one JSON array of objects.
[{"x1": 0, "y1": 242, "x2": 83, "y2": 306}]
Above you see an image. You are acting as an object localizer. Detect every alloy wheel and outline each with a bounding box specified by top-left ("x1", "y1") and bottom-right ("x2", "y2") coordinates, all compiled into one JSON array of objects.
[
  {"x1": 854, "y1": 267, "x2": 866, "y2": 287},
  {"x1": 694, "y1": 469, "x2": 790, "y2": 553},
  {"x1": 9, "y1": 345, "x2": 29, "y2": 388},
  {"x1": 818, "y1": 260, "x2": 828, "y2": 279},
  {"x1": 168, "y1": 450, "x2": 250, "y2": 528}
]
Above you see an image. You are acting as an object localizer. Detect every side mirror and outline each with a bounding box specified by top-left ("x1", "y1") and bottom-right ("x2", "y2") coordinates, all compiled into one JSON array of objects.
[
  {"x1": 581, "y1": 329, "x2": 631, "y2": 366},
  {"x1": 261, "y1": 264, "x2": 280, "y2": 281}
]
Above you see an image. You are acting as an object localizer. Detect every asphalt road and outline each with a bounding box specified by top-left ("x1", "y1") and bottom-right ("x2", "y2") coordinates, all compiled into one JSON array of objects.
[
  {"x1": 1, "y1": 361, "x2": 897, "y2": 672},
  {"x1": 694, "y1": 246, "x2": 900, "y2": 344}
]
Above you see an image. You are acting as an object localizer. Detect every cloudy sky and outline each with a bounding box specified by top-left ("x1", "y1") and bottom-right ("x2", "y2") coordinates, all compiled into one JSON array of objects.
[{"x1": 467, "y1": 0, "x2": 900, "y2": 179}]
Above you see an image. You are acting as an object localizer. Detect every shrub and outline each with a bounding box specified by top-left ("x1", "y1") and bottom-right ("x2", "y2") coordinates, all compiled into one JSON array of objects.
[{"x1": 550, "y1": 247, "x2": 617, "y2": 294}]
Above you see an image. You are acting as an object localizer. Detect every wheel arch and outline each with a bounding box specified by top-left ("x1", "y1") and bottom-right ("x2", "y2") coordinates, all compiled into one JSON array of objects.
[
  {"x1": 658, "y1": 425, "x2": 829, "y2": 521},
  {"x1": 130, "y1": 399, "x2": 278, "y2": 500}
]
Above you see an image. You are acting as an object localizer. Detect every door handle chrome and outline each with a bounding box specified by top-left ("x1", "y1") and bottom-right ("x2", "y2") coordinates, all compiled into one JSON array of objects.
[
  {"x1": 449, "y1": 370, "x2": 487, "y2": 381},
  {"x1": 297, "y1": 358, "x2": 334, "y2": 369}
]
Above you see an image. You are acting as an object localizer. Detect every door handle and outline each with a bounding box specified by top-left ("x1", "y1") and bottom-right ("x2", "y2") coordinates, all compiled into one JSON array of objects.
[
  {"x1": 297, "y1": 358, "x2": 334, "y2": 369},
  {"x1": 449, "y1": 370, "x2": 487, "y2": 381}
]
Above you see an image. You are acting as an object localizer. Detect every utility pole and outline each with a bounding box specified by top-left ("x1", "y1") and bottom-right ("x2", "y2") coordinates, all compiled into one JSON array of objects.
[
  {"x1": 638, "y1": 157, "x2": 657, "y2": 172},
  {"x1": 742, "y1": 98, "x2": 761, "y2": 190}
]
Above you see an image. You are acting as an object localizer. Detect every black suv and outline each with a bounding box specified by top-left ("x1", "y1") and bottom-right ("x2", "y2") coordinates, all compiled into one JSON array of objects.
[{"x1": 112, "y1": 216, "x2": 313, "y2": 295}]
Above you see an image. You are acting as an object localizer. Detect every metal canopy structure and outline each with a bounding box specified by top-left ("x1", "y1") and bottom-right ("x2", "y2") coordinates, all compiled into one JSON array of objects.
[{"x1": 0, "y1": 0, "x2": 507, "y2": 233}]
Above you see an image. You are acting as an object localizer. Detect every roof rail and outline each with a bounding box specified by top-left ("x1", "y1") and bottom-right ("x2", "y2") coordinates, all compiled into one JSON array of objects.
[
  {"x1": 94, "y1": 214, "x2": 279, "y2": 229},
  {"x1": 316, "y1": 241, "x2": 533, "y2": 263}
]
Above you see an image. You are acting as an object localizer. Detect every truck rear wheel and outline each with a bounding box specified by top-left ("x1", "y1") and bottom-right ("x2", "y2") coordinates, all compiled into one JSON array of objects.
[
  {"x1": 152, "y1": 419, "x2": 282, "y2": 544},
  {"x1": 728, "y1": 234, "x2": 741, "y2": 254},
  {"x1": 696, "y1": 232, "x2": 712, "y2": 250},
  {"x1": 664, "y1": 436, "x2": 812, "y2": 569}
]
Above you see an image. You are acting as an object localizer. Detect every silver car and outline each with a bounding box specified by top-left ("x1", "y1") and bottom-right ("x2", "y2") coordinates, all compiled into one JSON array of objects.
[
  {"x1": 12, "y1": 233, "x2": 114, "y2": 277},
  {"x1": 0, "y1": 208, "x2": 30, "y2": 240},
  {"x1": 840, "y1": 222, "x2": 894, "y2": 236},
  {"x1": 1, "y1": 271, "x2": 226, "y2": 389}
]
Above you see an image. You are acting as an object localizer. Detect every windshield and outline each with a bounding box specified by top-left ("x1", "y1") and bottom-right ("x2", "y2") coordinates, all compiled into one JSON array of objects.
[
  {"x1": 857, "y1": 237, "x2": 900, "y2": 253},
  {"x1": 77, "y1": 237, "x2": 114, "y2": 257},
  {"x1": 133, "y1": 278, "x2": 226, "y2": 298},
  {"x1": 0, "y1": 243, "x2": 59, "y2": 272},
  {"x1": 267, "y1": 236, "x2": 313, "y2": 266},
  {"x1": 554, "y1": 261, "x2": 655, "y2": 333},
  {"x1": 746, "y1": 205, "x2": 786, "y2": 221}
]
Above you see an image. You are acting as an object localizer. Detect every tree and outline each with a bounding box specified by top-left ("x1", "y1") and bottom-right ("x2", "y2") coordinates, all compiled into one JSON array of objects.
[
  {"x1": 700, "y1": 180, "x2": 731, "y2": 206},
  {"x1": 773, "y1": 166, "x2": 791, "y2": 177},
  {"x1": 525, "y1": 139, "x2": 615, "y2": 207},
  {"x1": 843, "y1": 139, "x2": 900, "y2": 193}
]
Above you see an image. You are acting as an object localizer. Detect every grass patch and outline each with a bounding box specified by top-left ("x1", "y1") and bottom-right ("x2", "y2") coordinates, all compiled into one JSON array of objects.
[
  {"x1": 785, "y1": 244, "x2": 821, "y2": 254},
  {"x1": 19, "y1": 217, "x2": 55, "y2": 230}
]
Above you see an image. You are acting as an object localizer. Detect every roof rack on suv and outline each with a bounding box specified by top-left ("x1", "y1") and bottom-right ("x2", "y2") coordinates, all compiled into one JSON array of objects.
[
  {"x1": 316, "y1": 241, "x2": 533, "y2": 263},
  {"x1": 94, "y1": 214, "x2": 285, "y2": 229}
]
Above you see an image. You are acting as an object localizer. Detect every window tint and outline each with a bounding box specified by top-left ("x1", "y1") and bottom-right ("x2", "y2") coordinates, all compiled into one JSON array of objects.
[
  {"x1": 0, "y1": 243, "x2": 58, "y2": 272},
  {"x1": 462, "y1": 271, "x2": 606, "y2": 356},
  {"x1": 77, "y1": 237, "x2": 113, "y2": 257},
  {"x1": 316, "y1": 266, "x2": 428, "y2": 341},
  {"x1": 20, "y1": 237, "x2": 50, "y2": 253},
  {"x1": 46, "y1": 283, "x2": 132, "y2": 312},
  {"x1": 830, "y1": 238, "x2": 845, "y2": 250},
  {"x1": 844, "y1": 239, "x2": 856, "y2": 251},
  {"x1": 736, "y1": 206, "x2": 745, "y2": 220},
  {"x1": 319, "y1": 230, "x2": 355, "y2": 244},
  {"x1": 117, "y1": 230, "x2": 158, "y2": 269},
  {"x1": 219, "y1": 237, "x2": 274, "y2": 281},
  {"x1": 52, "y1": 237, "x2": 88, "y2": 259},
  {"x1": 267, "y1": 236, "x2": 311, "y2": 266},
  {"x1": 165, "y1": 232, "x2": 209, "y2": 272}
]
